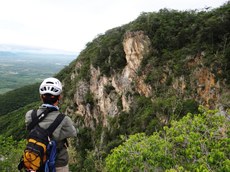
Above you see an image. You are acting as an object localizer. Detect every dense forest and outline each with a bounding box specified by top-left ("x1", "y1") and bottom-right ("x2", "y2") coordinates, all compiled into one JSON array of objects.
[{"x1": 1, "y1": 2, "x2": 230, "y2": 171}]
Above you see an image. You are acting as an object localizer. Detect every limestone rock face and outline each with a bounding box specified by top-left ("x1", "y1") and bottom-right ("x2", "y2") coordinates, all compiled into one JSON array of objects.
[
  {"x1": 67, "y1": 31, "x2": 225, "y2": 128},
  {"x1": 70, "y1": 31, "x2": 152, "y2": 127},
  {"x1": 171, "y1": 52, "x2": 222, "y2": 108},
  {"x1": 123, "y1": 31, "x2": 151, "y2": 72}
]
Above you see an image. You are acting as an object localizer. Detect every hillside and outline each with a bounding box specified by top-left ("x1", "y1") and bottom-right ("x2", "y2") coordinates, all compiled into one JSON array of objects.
[
  {"x1": 0, "y1": 83, "x2": 40, "y2": 115},
  {"x1": 58, "y1": 3, "x2": 230, "y2": 170},
  {"x1": 1, "y1": 2, "x2": 230, "y2": 171}
]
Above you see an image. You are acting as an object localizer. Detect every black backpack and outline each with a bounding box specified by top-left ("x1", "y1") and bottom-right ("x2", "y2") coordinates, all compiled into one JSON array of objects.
[{"x1": 18, "y1": 108, "x2": 65, "y2": 172}]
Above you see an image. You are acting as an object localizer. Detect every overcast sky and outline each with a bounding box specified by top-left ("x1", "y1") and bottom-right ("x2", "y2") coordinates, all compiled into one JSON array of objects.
[{"x1": 0, "y1": 0, "x2": 228, "y2": 53}]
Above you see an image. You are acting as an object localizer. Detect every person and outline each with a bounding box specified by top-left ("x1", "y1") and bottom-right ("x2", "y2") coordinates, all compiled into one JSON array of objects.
[{"x1": 25, "y1": 77, "x2": 77, "y2": 172}]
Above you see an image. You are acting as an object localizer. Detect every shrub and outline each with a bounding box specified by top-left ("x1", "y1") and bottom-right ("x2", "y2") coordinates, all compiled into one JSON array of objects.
[
  {"x1": 0, "y1": 136, "x2": 26, "y2": 171},
  {"x1": 106, "y1": 107, "x2": 230, "y2": 171}
]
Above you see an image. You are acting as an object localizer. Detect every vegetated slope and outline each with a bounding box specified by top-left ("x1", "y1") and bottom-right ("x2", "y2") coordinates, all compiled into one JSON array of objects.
[
  {"x1": 0, "y1": 101, "x2": 40, "y2": 139},
  {"x1": 0, "y1": 83, "x2": 40, "y2": 115}
]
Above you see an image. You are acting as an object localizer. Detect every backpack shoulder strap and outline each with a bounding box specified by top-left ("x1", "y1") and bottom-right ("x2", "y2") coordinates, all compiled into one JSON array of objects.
[
  {"x1": 27, "y1": 108, "x2": 55, "y2": 131},
  {"x1": 46, "y1": 113, "x2": 65, "y2": 135},
  {"x1": 31, "y1": 109, "x2": 38, "y2": 122},
  {"x1": 27, "y1": 109, "x2": 38, "y2": 131}
]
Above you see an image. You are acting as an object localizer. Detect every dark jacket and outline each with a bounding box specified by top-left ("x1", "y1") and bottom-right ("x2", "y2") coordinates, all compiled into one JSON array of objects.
[{"x1": 25, "y1": 106, "x2": 77, "y2": 167}]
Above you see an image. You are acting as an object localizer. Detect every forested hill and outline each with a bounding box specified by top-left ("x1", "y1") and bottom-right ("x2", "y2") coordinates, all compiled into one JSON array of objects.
[{"x1": 1, "y1": 2, "x2": 230, "y2": 171}]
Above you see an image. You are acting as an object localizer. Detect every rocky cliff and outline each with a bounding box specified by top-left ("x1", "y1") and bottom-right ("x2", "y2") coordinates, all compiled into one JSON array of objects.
[
  {"x1": 57, "y1": 6, "x2": 229, "y2": 169},
  {"x1": 66, "y1": 31, "x2": 152, "y2": 128},
  {"x1": 64, "y1": 30, "x2": 227, "y2": 129}
]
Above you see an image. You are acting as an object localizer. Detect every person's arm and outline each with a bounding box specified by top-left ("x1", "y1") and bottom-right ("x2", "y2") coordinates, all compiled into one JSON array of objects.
[{"x1": 59, "y1": 116, "x2": 77, "y2": 140}]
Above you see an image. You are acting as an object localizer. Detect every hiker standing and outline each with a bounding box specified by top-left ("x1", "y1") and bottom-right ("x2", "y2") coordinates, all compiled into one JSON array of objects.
[{"x1": 24, "y1": 77, "x2": 76, "y2": 172}]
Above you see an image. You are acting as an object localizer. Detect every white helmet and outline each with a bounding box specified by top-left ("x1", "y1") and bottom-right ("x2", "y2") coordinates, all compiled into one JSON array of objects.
[{"x1": 39, "y1": 77, "x2": 62, "y2": 96}]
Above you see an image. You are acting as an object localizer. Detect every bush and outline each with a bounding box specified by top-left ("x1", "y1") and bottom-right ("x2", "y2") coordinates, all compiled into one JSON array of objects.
[
  {"x1": 0, "y1": 136, "x2": 26, "y2": 171},
  {"x1": 106, "y1": 107, "x2": 230, "y2": 171}
]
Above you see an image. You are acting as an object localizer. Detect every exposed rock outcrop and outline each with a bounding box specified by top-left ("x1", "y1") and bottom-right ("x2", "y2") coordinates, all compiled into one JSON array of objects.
[
  {"x1": 68, "y1": 31, "x2": 225, "y2": 129},
  {"x1": 71, "y1": 31, "x2": 152, "y2": 127}
]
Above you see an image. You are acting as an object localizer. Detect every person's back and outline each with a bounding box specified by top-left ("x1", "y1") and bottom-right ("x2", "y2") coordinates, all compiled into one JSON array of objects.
[{"x1": 25, "y1": 77, "x2": 77, "y2": 172}]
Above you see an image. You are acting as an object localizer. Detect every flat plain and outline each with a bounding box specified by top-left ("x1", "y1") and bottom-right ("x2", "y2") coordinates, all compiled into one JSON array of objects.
[{"x1": 0, "y1": 51, "x2": 76, "y2": 94}]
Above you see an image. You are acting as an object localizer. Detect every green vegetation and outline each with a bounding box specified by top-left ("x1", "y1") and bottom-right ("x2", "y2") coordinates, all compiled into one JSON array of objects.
[
  {"x1": 0, "y1": 136, "x2": 26, "y2": 172},
  {"x1": 134, "y1": 5, "x2": 230, "y2": 88},
  {"x1": 0, "y1": 101, "x2": 40, "y2": 139},
  {"x1": 91, "y1": 28, "x2": 127, "y2": 77},
  {"x1": 106, "y1": 107, "x2": 230, "y2": 171},
  {"x1": 0, "y1": 102, "x2": 41, "y2": 171},
  {"x1": 0, "y1": 83, "x2": 40, "y2": 115}
]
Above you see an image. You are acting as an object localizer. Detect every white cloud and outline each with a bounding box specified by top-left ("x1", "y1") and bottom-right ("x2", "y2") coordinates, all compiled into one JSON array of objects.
[{"x1": 0, "y1": 0, "x2": 227, "y2": 52}]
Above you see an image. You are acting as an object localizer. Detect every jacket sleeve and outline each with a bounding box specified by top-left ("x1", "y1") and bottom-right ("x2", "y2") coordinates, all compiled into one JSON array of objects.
[
  {"x1": 25, "y1": 110, "x2": 33, "y2": 129},
  {"x1": 58, "y1": 116, "x2": 77, "y2": 140}
]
